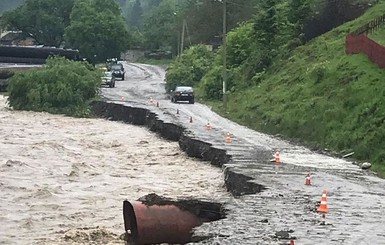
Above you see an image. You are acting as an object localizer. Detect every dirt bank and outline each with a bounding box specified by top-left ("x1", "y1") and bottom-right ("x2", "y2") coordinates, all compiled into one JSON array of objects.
[{"x1": 0, "y1": 95, "x2": 228, "y2": 244}]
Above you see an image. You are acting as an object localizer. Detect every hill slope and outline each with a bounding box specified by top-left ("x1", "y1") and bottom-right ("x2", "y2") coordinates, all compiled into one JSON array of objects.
[{"x1": 225, "y1": 1, "x2": 385, "y2": 174}]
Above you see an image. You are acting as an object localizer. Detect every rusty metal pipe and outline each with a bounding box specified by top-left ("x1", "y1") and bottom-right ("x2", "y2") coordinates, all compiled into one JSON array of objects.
[{"x1": 123, "y1": 200, "x2": 203, "y2": 244}]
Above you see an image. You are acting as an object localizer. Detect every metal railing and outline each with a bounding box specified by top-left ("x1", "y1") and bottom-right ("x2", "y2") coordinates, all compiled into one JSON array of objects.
[{"x1": 350, "y1": 13, "x2": 385, "y2": 36}]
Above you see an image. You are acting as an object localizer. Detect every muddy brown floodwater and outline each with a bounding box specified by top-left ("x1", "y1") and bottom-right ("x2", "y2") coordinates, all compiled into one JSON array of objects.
[{"x1": 0, "y1": 95, "x2": 229, "y2": 244}]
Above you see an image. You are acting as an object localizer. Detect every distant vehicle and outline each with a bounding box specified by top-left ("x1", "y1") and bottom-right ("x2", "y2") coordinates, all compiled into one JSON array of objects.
[
  {"x1": 96, "y1": 64, "x2": 108, "y2": 72},
  {"x1": 170, "y1": 86, "x2": 195, "y2": 104},
  {"x1": 106, "y1": 58, "x2": 117, "y2": 70},
  {"x1": 110, "y1": 63, "x2": 125, "y2": 80},
  {"x1": 101, "y1": 71, "x2": 115, "y2": 88}
]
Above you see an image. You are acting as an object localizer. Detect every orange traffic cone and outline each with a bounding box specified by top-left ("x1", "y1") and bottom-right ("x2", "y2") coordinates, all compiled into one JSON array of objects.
[
  {"x1": 275, "y1": 151, "x2": 281, "y2": 163},
  {"x1": 206, "y1": 122, "x2": 212, "y2": 130},
  {"x1": 189, "y1": 116, "x2": 193, "y2": 123},
  {"x1": 225, "y1": 132, "x2": 231, "y2": 144},
  {"x1": 305, "y1": 174, "x2": 311, "y2": 186},
  {"x1": 317, "y1": 190, "x2": 329, "y2": 213}
]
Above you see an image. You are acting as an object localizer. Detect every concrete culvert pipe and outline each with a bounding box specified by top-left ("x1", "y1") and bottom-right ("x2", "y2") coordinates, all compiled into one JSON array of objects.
[
  {"x1": 123, "y1": 200, "x2": 203, "y2": 244},
  {"x1": 123, "y1": 194, "x2": 226, "y2": 245}
]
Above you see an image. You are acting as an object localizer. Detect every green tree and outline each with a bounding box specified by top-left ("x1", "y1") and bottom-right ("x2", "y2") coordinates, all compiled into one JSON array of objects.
[
  {"x1": 254, "y1": 0, "x2": 279, "y2": 49},
  {"x1": 65, "y1": 0, "x2": 130, "y2": 63},
  {"x1": 226, "y1": 22, "x2": 255, "y2": 68},
  {"x1": 128, "y1": 0, "x2": 143, "y2": 28},
  {"x1": 165, "y1": 44, "x2": 213, "y2": 91},
  {"x1": 116, "y1": 0, "x2": 128, "y2": 7},
  {"x1": 288, "y1": 0, "x2": 312, "y2": 41},
  {"x1": 7, "y1": 56, "x2": 100, "y2": 117},
  {"x1": 179, "y1": 0, "x2": 223, "y2": 45},
  {"x1": 0, "y1": 0, "x2": 25, "y2": 14},
  {"x1": 1, "y1": 0, "x2": 74, "y2": 47},
  {"x1": 170, "y1": 0, "x2": 258, "y2": 48},
  {"x1": 142, "y1": 0, "x2": 178, "y2": 50},
  {"x1": 248, "y1": 0, "x2": 279, "y2": 72},
  {"x1": 146, "y1": 0, "x2": 162, "y2": 8},
  {"x1": 128, "y1": 27, "x2": 145, "y2": 48},
  {"x1": 225, "y1": 22, "x2": 265, "y2": 87}
]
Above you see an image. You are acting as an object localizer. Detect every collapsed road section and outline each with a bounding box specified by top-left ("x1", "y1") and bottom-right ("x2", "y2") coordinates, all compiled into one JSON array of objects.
[
  {"x1": 96, "y1": 58, "x2": 385, "y2": 245},
  {"x1": 91, "y1": 100, "x2": 265, "y2": 197}
]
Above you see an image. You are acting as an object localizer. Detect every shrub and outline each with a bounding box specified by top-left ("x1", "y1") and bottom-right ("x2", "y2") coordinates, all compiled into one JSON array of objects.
[
  {"x1": 7, "y1": 56, "x2": 101, "y2": 117},
  {"x1": 0, "y1": 70, "x2": 15, "y2": 79},
  {"x1": 309, "y1": 60, "x2": 330, "y2": 83},
  {"x1": 165, "y1": 44, "x2": 214, "y2": 91},
  {"x1": 201, "y1": 66, "x2": 223, "y2": 100},
  {"x1": 226, "y1": 22, "x2": 255, "y2": 67}
]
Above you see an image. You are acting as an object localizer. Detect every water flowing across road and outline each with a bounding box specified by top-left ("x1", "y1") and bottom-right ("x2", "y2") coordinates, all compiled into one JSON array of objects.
[{"x1": 101, "y1": 62, "x2": 385, "y2": 244}]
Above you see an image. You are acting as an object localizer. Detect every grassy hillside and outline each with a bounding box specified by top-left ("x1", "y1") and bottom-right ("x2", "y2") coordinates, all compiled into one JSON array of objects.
[{"x1": 218, "y1": 1, "x2": 385, "y2": 175}]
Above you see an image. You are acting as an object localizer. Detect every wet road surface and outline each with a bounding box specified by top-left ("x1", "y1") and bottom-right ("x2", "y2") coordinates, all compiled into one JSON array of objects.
[{"x1": 101, "y1": 62, "x2": 385, "y2": 244}]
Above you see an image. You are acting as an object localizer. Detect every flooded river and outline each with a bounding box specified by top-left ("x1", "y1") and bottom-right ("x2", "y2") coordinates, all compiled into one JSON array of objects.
[{"x1": 0, "y1": 95, "x2": 228, "y2": 244}]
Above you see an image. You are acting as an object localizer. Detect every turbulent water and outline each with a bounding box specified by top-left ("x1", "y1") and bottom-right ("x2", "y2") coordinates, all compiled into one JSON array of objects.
[{"x1": 0, "y1": 95, "x2": 228, "y2": 244}]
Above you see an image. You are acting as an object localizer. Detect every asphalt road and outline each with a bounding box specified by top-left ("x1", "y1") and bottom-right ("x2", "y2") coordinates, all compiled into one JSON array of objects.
[{"x1": 102, "y1": 62, "x2": 385, "y2": 244}]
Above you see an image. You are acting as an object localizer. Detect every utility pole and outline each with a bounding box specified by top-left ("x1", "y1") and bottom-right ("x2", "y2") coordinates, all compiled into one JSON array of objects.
[
  {"x1": 222, "y1": 0, "x2": 227, "y2": 112},
  {"x1": 180, "y1": 19, "x2": 186, "y2": 55},
  {"x1": 177, "y1": 31, "x2": 180, "y2": 56}
]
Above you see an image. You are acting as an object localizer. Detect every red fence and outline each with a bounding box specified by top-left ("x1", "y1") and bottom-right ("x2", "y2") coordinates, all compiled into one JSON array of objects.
[
  {"x1": 346, "y1": 13, "x2": 385, "y2": 68},
  {"x1": 346, "y1": 34, "x2": 385, "y2": 68}
]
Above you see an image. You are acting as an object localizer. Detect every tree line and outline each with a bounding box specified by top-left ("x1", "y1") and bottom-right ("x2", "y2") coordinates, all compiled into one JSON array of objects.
[
  {"x1": 0, "y1": 0, "x2": 25, "y2": 14},
  {"x1": 1, "y1": 0, "x2": 129, "y2": 63},
  {"x1": 164, "y1": 0, "x2": 373, "y2": 98},
  {"x1": 0, "y1": 0, "x2": 263, "y2": 62},
  {"x1": 0, "y1": 0, "x2": 373, "y2": 65}
]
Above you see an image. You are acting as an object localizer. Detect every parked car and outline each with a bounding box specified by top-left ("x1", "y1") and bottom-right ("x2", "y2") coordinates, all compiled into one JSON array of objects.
[
  {"x1": 170, "y1": 86, "x2": 195, "y2": 104},
  {"x1": 101, "y1": 71, "x2": 116, "y2": 88},
  {"x1": 110, "y1": 63, "x2": 125, "y2": 80}
]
